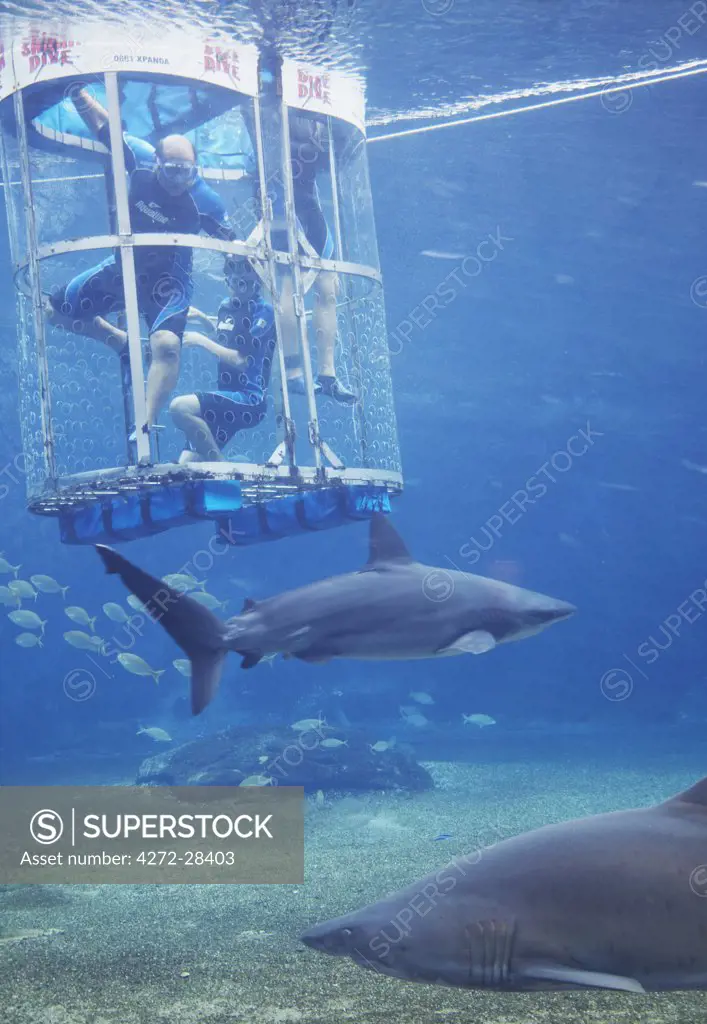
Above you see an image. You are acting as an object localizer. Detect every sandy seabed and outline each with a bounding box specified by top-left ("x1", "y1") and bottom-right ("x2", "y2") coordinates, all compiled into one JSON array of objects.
[{"x1": 2, "y1": 754, "x2": 706, "y2": 1024}]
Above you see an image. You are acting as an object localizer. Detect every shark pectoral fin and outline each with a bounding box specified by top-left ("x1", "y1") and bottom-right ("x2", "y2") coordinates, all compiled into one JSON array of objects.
[
  {"x1": 437, "y1": 630, "x2": 497, "y2": 655},
  {"x1": 520, "y1": 965, "x2": 646, "y2": 993},
  {"x1": 240, "y1": 653, "x2": 262, "y2": 669}
]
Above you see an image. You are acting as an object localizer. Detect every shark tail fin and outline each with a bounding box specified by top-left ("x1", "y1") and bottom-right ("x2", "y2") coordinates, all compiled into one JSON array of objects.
[
  {"x1": 192, "y1": 649, "x2": 228, "y2": 714},
  {"x1": 95, "y1": 544, "x2": 229, "y2": 716}
]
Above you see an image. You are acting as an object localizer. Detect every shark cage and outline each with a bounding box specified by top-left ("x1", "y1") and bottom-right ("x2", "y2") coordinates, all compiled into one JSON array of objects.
[{"x1": 0, "y1": 22, "x2": 401, "y2": 546}]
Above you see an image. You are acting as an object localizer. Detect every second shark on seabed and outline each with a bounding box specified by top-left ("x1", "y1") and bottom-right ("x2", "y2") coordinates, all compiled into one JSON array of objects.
[
  {"x1": 300, "y1": 777, "x2": 707, "y2": 994},
  {"x1": 95, "y1": 514, "x2": 575, "y2": 715}
]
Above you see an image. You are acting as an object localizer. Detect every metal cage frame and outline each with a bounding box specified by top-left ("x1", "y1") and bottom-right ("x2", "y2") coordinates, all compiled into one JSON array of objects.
[{"x1": 0, "y1": 31, "x2": 402, "y2": 541}]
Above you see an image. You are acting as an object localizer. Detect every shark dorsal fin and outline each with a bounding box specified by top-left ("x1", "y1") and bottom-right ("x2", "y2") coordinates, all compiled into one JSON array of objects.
[
  {"x1": 666, "y1": 776, "x2": 707, "y2": 808},
  {"x1": 365, "y1": 514, "x2": 413, "y2": 569},
  {"x1": 242, "y1": 597, "x2": 258, "y2": 613}
]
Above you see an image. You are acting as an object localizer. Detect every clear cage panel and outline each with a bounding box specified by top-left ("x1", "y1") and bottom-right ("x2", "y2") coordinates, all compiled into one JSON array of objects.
[
  {"x1": 15, "y1": 287, "x2": 47, "y2": 501},
  {"x1": 317, "y1": 273, "x2": 400, "y2": 474},
  {"x1": 41, "y1": 247, "x2": 129, "y2": 480},
  {"x1": 332, "y1": 119, "x2": 379, "y2": 272},
  {"x1": 263, "y1": 260, "x2": 313, "y2": 469},
  {"x1": 25, "y1": 82, "x2": 113, "y2": 249},
  {"x1": 253, "y1": 88, "x2": 317, "y2": 468},
  {"x1": 0, "y1": 100, "x2": 28, "y2": 271},
  {"x1": 249, "y1": 96, "x2": 399, "y2": 476},
  {"x1": 31, "y1": 149, "x2": 111, "y2": 248}
]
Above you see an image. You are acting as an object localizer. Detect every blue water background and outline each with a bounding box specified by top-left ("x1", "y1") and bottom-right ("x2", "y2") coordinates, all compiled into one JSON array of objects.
[{"x1": 1, "y1": 1, "x2": 707, "y2": 778}]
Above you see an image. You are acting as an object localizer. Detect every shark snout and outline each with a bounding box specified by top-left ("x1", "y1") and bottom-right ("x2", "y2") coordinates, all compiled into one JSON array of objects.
[
  {"x1": 301, "y1": 909, "x2": 476, "y2": 986},
  {"x1": 502, "y1": 594, "x2": 576, "y2": 644},
  {"x1": 300, "y1": 915, "x2": 408, "y2": 978},
  {"x1": 300, "y1": 917, "x2": 366, "y2": 958},
  {"x1": 521, "y1": 592, "x2": 576, "y2": 628},
  {"x1": 539, "y1": 598, "x2": 576, "y2": 623}
]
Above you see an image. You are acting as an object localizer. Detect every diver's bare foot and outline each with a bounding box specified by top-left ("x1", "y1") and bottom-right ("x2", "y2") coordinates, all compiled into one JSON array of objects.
[{"x1": 94, "y1": 318, "x2": 128, "y2": 357}]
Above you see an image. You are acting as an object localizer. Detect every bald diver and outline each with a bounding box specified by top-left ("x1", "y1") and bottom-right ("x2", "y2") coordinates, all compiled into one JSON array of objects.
[{"x1": 45, "y1": 86, "x2": 235, "y2": 440}]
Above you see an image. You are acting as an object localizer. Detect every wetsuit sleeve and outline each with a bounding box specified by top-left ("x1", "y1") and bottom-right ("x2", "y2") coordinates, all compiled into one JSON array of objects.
[
  {"x1": 95, "y1": 123, "x2": 147, "y2": 174},
  {"x1": 197, "y1": 182, "x2": 236, "y2": 241}
]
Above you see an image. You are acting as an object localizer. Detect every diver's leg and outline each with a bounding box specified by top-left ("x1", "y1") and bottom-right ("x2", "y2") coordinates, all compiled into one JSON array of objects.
[
  {"x1": 45, "y1": 259, "x2": 128, "y2": 354},
  {"x1": 45, "y1": 302, "x2": 127, "y2": 352},
  {"x1": 92, "y1": 317, "x2": 129, "y2": 354},
  {"x1": 145, "y1": 328, "x2": 181, "y2": 429},
  {"x1": 312, "y1": 270, "x2": 337, "y2": 377},
  {"x1": 312, "y1": 271, "x2": 356, "y2": 404},
  {"x1": 278, "y1": 274, "x2": 309, "y2": 383},
  {"x1": 170, "y1": 394, "x2": 224, "y2": 462},
  {"x1": 279, "y1": 272, "x2": 324, "y2": 397},
  {"x1": 286, "y1": 202, "x2": 356, "y2": 404}
]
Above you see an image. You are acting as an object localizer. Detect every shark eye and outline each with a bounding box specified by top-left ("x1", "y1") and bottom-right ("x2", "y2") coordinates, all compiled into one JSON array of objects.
[{"x1": 342, "y1": 928, "x2": 353, "y2": 938}]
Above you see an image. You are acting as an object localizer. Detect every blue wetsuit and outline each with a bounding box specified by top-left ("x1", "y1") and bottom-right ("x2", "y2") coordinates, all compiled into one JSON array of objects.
[
  {"x1": 194, "y1": 263, "x2": 276, "y2": 448},
  {"x1": 293, "y1": 162, "x2": 333, "y2": 259},
  {"x1": 268, "y1": 175, "x2": 332, "y2": 259},
  {"x1": 268, "y1": 113, "x2": 333, "y2": 261},
  {"x1": 50, "y1": 128, "x2": 233, "y2": 338}
]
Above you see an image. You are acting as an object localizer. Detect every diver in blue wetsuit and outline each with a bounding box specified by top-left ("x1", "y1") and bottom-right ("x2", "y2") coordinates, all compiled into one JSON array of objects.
[
  {"x1": 46, "y1": 87, "x2": 234, "y2": 438},
  {"x1": 169, "y1": 256, "x2": 276, "y2": 462}
]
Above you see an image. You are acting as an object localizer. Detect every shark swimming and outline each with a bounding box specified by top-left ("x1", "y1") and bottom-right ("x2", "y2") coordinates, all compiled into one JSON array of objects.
[
  {"x1": 95, "y1": 514, "x2": 574, "y2": 715},
  {"x1": 300, "y1": 777, "x2": 707, "y2": 993}
]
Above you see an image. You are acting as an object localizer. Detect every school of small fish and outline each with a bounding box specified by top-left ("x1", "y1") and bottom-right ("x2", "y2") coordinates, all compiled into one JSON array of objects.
[
  {"x1": 2, "y1": 558, "x2": 230, "y2": 741},
  {"x1": 137, "y1": 725, "x2": 173, "y2": 743}
]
